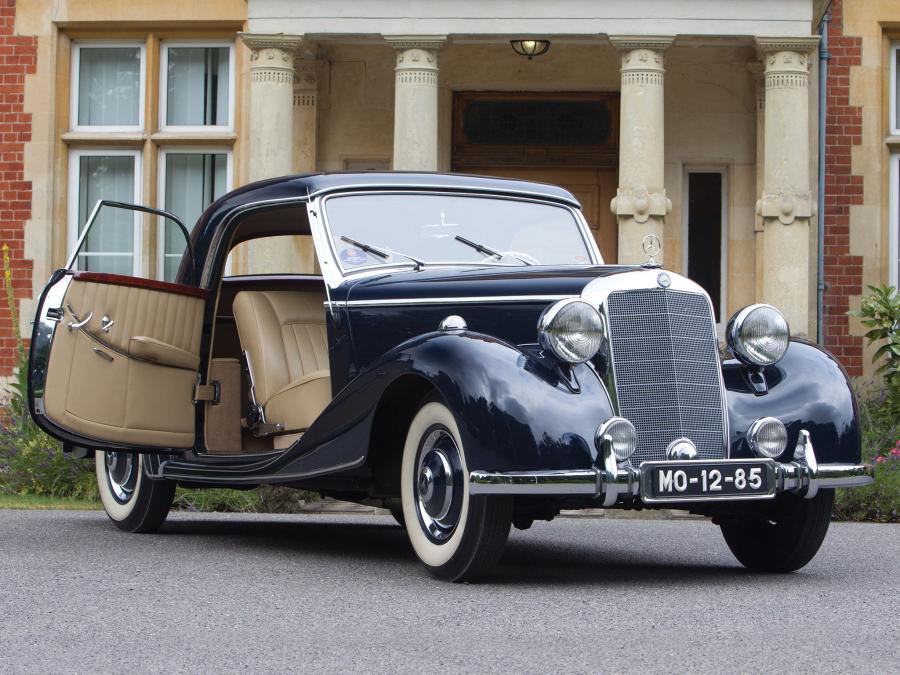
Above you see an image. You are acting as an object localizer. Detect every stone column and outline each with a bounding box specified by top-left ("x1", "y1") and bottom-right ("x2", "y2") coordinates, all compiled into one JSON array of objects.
[
  {"x1": 755, "y1": 37, "x2": 819, "y2": 336},
  {"x1": 747, "y1": 62, "x2": 766, "y2": 302},
  {"x1": 239, "y1": 34, "x2": 304, "y2": 273},
  {"x1": 609, "y1": 36, "x2": 674, "y2": 265},
  {"x1": 293, "y1": 58, "x2": 319, "y2": 174},
  {"x1": 385, "y1": 36, "x2": 446, "y2": 171}
]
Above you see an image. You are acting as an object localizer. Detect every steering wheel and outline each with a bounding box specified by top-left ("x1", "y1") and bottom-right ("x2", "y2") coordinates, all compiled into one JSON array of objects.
[{"x1": 480, "y1": 250, "x2": 541, "y2": 266}]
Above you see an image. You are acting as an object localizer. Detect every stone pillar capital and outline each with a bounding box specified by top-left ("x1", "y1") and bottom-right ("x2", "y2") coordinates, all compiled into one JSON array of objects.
[
  {"x1": 608, "y1": 36, "x2": 675, "y2": 52},
  {"x1": 240, "y1": 33, "x2": 304, "y2": 84},
  {"x1": 754, "y1": 36, "x2": 820, "y2": 58},
  {"x1": 383, "y1": 35, "x2": 448, "y2": 51}
]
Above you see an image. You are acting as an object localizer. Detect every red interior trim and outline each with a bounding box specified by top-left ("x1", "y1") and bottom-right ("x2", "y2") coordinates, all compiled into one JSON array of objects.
[{"x1": 73, "y1": 272, "x2": 210, "y2": 300}]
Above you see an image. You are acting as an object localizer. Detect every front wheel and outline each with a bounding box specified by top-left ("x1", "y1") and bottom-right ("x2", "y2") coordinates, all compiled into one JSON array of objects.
[
  {"x1": 401, "y1": 400, "x2": 513, "y2": 581},
  {"x1": 719, "y1": 489, "x2": 835, "y2": 573},
  {"x1": 96, "y1": 451, "x2": 176, "y2": 533}
]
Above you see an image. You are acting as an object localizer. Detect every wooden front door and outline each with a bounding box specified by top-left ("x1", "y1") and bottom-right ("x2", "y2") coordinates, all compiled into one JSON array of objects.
[{"x1": 452, "y1": 92, "x2": 619, "y2": 263}]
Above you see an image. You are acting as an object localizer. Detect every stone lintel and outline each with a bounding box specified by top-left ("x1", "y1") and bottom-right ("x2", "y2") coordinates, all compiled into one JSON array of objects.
[
  {"x1": 608, "y1": 35, "x2": 675, "y2": 52},
  {"x1": 383, "y1": 35, "x2": 448, "y2": 51}
]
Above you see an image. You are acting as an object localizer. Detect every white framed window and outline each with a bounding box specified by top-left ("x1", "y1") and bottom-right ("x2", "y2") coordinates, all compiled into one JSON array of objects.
[
  {"x1": 682, "y1": 166, "x2": 729, "y2": 324},
  {"x1": 891, "y1": 42, "x2": 900, "y2": 136},
  {"x1": 890, "y1": 152, "x2": 899, "y2": 288},
  {"x1": 159, "y1": 42, "x2": 235, "y2": 132},
  {"x1": 67, "y1": 149, "x2": 142, "y2": 275},
  {"x1": 158, "y1": 148, "x2": 232, "y2": 281},
  {"x1": 70, "y1": 42, "x2": 145, "y2": 131}
]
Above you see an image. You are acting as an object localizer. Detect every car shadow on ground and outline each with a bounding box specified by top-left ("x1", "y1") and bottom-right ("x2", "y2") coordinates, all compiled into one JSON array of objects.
[{"x1": 107, "y1": 514, "x2": 827, "y2": 587}]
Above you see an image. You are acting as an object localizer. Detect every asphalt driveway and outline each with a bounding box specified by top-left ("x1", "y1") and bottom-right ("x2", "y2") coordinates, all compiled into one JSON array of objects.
[{"x1": 0, "y1": 509, "x2": 897, "y2": 673}]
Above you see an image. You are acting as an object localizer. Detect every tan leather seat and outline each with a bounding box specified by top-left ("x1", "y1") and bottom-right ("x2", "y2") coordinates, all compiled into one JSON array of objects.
[{"x1": 232, "y1": 291, "x2": 331, "y2": 434}]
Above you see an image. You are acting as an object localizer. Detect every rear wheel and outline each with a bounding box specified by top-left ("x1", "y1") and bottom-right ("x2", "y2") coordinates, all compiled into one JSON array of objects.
[
  {"x1": 401, "y1": 400, "x2": 513, "y2": 581},
  {"x1": 96, "y1": 451, "x2": 176, "y2": 533},
  {"x1": 720, "y1": 489, "x2": 835, "y2": 573}
]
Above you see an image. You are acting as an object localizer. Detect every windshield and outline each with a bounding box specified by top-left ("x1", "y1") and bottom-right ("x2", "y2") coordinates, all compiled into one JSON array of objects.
[{"x1": 323, "y1": 193, "x2": 595, "y2": 272}]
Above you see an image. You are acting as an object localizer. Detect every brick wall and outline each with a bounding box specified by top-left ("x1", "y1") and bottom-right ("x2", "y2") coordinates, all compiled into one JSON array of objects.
[
  {"x1": 822, "y1": 0, "x2": 864, "y2": 376},
  {"x1": 0, "y1": 0, "x2": 35, "y2": 376}
]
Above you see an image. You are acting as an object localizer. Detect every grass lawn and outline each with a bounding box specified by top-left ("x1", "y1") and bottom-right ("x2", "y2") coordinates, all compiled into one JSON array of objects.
[{"x1": 0, "y1": 494, "x2": 101, "y2": 510}]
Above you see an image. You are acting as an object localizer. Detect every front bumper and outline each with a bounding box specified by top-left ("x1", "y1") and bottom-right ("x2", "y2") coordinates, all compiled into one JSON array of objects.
[{"x1": 469, "y1": 430, "x2": 875, "y2": 506}]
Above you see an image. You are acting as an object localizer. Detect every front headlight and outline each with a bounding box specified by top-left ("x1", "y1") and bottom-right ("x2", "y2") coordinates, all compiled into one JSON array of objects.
[
  {"x1": 727, "y1": 304, "x2": 790, "y2": 366},
  {"x1": 538, "y1": 298, "x2": 604, "y2": 363}
]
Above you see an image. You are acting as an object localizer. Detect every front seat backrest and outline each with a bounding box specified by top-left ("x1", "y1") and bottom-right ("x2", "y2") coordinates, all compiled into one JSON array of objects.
[{"x1": 232, "y1": 291, "x2": 328, "y2": 407}]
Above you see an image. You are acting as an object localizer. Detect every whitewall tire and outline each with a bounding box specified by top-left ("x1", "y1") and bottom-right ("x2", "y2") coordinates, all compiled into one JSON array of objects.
[
  {"x1": 401, "y1": 400, "x2": 513, "y2": 581},
  {"x1": 96, "y1": 451, "x2": 176, "y2": 533}
]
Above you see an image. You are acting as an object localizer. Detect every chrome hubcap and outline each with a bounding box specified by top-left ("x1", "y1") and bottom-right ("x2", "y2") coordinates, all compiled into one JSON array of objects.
[
  {"x1": 105, "y1": 451, "x2": 138, "y2": 504},
  {"x1": 415, "y1": 426, "x2": 463, "y2": 543}
]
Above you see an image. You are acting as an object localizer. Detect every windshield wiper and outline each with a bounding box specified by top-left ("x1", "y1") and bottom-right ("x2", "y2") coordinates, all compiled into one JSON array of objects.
[
  {"x1": 340, "y1": 235, "x2": 425, "y2": 271},
  {"x1": 454, "y1": 235, "x2": 532, "y2": 265}
]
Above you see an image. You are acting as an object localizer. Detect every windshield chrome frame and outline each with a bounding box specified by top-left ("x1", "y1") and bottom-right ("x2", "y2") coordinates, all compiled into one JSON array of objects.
[{"x1": 312, "y1": 189, "x2": 601, "y2": 288}]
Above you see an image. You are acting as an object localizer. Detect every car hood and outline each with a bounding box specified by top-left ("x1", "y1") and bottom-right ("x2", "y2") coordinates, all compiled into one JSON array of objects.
[{"x1": 344, "y1": 264, "x2": 643, "y2": 303}]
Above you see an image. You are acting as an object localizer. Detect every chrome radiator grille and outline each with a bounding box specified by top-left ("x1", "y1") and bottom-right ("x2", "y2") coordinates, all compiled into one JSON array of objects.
[{"x1": 605, "y1": 289, "x2": 727, "y2": 466}]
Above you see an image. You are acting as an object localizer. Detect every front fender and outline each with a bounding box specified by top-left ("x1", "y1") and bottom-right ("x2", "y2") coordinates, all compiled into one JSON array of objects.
[
  {"x1": 724, "y1": 339, "x2": 861, "y2": 464},
  {"x1": 301, "y1": 331, "x2": 615, "y2": 475}
]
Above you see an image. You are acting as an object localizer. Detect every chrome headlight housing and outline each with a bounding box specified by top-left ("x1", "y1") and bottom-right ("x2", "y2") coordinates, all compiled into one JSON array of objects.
[
  {"x1": 726, "y1": 304, "x2": 790, "y2": 367},
  {"x1": 538, "y1": 298, "x2": 604, "y2": 364},
  {"x1": 747, "y1": 417, "x2": 788, "y2": 459}
]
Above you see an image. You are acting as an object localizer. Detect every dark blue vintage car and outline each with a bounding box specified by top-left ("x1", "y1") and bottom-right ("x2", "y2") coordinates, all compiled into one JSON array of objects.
[{"x1": 28, "y1": 172, "x2": 873, "y2": 581}]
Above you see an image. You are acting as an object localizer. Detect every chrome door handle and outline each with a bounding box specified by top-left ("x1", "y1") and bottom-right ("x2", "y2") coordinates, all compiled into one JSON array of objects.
[
  {"x1": 67, "y1": 311, "x2": 93, "y2": 332},
  {"x1": 100, "y1": 315, "x2": 115, "y2": 333}
]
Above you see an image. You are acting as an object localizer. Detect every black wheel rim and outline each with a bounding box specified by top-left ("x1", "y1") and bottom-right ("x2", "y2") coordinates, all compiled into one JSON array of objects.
[
  {"x1": 105, "y1": 451, "x2": 139, "y2": 504},
  {"x1": 414, "y1": 424, "x2": 464, "y2": 544}
]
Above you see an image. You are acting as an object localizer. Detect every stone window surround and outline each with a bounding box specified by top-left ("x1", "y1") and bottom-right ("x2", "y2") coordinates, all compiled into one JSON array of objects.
[{"x1": 63, "y1": 31, "x2": 238, "y2": 280}]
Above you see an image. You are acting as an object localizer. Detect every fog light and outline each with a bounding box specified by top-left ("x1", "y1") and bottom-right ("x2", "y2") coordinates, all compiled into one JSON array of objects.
[
  {"x1": 596, "y1": 417, "x2": 637, "y2": 462},
  {"x1": 747, "y1": 417, "x2": 788, "y2": 459}
]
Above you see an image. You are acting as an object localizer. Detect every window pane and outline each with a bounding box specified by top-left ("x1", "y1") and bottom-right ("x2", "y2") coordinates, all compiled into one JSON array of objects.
[
  {"x1": 76, "y1": 155, "x2": 135, "y2": 274},
  {"x1": 896, "y1": 48, "x2": 900, "y2": 131},
  {"x1": 687, "y1": 172, "x2": 723, "y2": 322},
  {"x1": 163, "y1": 152, "x2": 228, "y2": 281},
  {"x1": 77, "y1": 47, "x2": 141, "y2": 126},
  {"x1": 166, "y1": 47, "x2": 230, "y2": 126}
]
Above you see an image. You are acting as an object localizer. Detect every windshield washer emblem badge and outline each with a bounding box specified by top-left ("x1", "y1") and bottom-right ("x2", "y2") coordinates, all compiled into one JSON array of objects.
[{"x1": 657, "y1": 272, "x2": 671, "y2": 289}]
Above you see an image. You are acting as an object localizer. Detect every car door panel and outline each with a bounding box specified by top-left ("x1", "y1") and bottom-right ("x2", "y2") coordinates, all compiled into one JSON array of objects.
[{"x1": 40, "y1": 272, "x2": 205, "y2": 448}]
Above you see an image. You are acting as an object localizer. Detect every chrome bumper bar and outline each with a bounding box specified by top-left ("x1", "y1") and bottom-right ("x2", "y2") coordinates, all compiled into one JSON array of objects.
[{"x1": 469, "y1": 430, "x2": 874, "y2": 505}]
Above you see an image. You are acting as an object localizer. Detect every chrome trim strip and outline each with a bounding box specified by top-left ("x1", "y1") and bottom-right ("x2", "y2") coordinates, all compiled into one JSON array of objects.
[
  {"x1": 31, "y1": 273, "x2": 73, "y2": 416},
  {"x1": 336, "y1": 294, "x2": 573, "y2": 308},
  {"x1": 467, "y1": 429, "x2": 873, "y2": 502},
  {"x1": 307, "y1": 180, "x2": 583, "y2": 207},
  {"x1": 469, "y1": 469, "x2": 600, "y2": 495}
]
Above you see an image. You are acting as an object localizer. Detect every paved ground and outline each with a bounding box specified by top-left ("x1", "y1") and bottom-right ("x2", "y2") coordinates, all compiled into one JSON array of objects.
[{"x1": 0, "y1": 510, "x2": 897, "y2": 674}]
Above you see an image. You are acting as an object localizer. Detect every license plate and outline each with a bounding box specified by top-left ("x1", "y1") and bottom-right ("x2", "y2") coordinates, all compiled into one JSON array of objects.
[{"x1": 640, "y1": 460, "x2": 776, "y2": 503}]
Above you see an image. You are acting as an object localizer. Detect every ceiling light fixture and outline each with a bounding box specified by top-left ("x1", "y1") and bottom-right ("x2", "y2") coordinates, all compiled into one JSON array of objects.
[{"x1": 510, "y1": 39, "x2": 551, "y2": 60}]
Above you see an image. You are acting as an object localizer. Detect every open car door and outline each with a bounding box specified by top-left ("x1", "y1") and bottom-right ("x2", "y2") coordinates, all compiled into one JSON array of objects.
[{"x1": 29, "y1": 201, "x2": 206, "y2": 450}]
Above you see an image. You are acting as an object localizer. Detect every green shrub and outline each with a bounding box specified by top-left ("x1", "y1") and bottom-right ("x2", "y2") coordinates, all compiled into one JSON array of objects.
[
  {"x1": 850, "y1": 285, "x2": 900, "y2": 413},
  {"x1": 833, "y1": 395, "x2": 900, "y2": 523}
]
